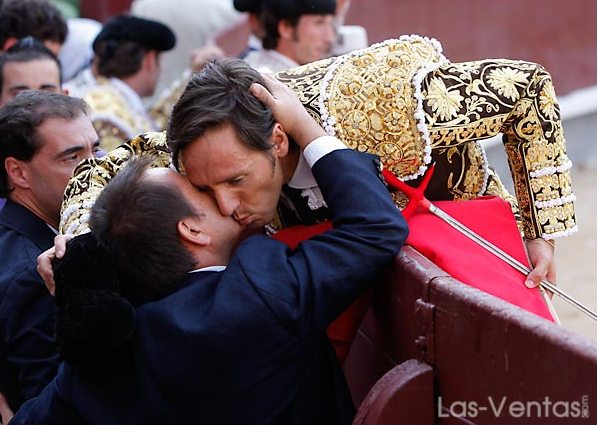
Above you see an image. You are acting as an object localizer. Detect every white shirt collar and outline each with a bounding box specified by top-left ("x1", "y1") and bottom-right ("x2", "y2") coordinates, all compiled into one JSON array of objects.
[
  {"x1": 189, "y1": 265, "x2": 226, "y2": 273},
  {"x1": 110, "y1": 78, "x2": 156, "y2": 128},
  {"x1": 287, "y1": 154, "x2": 317, "y2": 190}
]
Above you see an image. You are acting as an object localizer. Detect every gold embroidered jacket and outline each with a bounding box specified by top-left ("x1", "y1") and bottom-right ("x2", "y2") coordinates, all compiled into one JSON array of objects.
[{"x1": 275, "y1": 35, "x2": 576, "y2": 240}]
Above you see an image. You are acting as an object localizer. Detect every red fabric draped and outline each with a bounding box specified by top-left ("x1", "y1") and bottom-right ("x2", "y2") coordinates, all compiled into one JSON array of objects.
[
  {"x1": 405, "y1": 196, "x2": 554, "y2": 322},
  {"x1": 272, "y1": 195, "x2": 555, "y2": 364}
]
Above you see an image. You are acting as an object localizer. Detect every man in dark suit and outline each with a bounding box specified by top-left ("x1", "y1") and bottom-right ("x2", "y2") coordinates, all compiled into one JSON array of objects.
[
  {"x1": 4, "y1": 76, "x2": 408, "y2": 424},
  {"x1": 0, "y1": 91, "x2": 99, "y2": 409}
]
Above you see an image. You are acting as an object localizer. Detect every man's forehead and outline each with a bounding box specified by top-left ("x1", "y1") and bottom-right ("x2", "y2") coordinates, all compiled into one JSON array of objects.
[{"x1": 4, "y1": 58, "x2": 59, "y2": 72}]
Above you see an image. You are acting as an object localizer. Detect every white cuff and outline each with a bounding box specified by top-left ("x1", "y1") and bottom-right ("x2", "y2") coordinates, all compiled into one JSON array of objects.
[{"x1": 303, "y1": 135, "x2": 347, "y2": 168}]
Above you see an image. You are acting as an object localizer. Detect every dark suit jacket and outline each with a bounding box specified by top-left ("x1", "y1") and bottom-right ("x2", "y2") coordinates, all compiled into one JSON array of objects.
[
  {"x1": 0, "y1": 200, "x2": 60, "y2": 409},
  {"x1": 13, "y1": 149, "x2": 408, "y2": 424}
]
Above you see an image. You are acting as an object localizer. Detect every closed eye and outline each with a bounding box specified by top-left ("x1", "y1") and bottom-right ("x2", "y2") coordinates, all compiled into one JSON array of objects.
[
  {"x1": 227, "y1": 176, "x2": 243, "y2": 186},
  {"x1": 193, "y1": 184, "x2": 210, "y2": 194}
]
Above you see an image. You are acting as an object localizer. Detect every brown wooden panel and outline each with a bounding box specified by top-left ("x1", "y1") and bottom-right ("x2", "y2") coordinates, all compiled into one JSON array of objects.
[
  {"x1": 345, "y1": 246, "x2": 596, "y2": 424},
  {"x1": 345, "y1": 246, "x2": 448, "y2": 407},
  {"x1": 353, "y1": 359, "x2": 434, "y2": 425},
  {"x1": 430, "y1": 276, "x2": 596, "y2": 424}
]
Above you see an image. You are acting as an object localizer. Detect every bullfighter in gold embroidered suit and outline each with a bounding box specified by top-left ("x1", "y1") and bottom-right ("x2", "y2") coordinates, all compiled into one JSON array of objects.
[{"x1": 60, "y1": 35, "x2": 575, "y2": 288}]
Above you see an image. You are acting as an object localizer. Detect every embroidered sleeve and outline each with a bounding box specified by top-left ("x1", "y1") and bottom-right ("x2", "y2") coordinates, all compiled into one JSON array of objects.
[{"x1": 60, "y1": 132, "x2": 171, "y2": 235}]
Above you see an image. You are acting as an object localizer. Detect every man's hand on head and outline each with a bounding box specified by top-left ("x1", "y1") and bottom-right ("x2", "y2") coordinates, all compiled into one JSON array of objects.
[{"x1": 250, "y1": 74, "x2": 326, "y2": 150}]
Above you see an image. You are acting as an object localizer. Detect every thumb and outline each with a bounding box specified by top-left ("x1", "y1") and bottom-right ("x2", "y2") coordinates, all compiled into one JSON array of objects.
[
  {"x1": 0, "y1": 392, "x2": 14, "y2": 424},
  {"x1": 525, "y1": 265, "x2": 547, "y2": 289},
  {"x1": 250, "y1": 82, "x2": 274, "y2": 108}
]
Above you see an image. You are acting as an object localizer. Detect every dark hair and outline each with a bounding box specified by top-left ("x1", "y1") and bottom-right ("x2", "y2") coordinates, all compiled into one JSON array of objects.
[
  {"x1": 94, "y1": 40, "x2": 146, "y2": 79},
  {"x1": 0, "y1": 91, "x2": 88, "y2": 197},
  {"x1": 261, "y1": 9, "x2": 300, "y2": 50},
  {"x1": 0, "y1": 0, "x2": 67, "y2": 48},
  {"x1": 167, "y1": 58, "x2": 275, "y2": 171},
  {"x1": 0, "y1": 36, "x2": 63, "y2": 89},
  {"x1": 90, "y1": 158, "x2": 198, "y2": 305}
]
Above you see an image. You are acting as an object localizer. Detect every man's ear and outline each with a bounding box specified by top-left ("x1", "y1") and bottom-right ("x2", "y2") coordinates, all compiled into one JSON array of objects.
[
  {"x1": 143, "y1": 50, "x2": 158, "y2": 70},
  {"x1": 4, "y1": 157, "x2": 31, "y2": 190},
  {"x1": 270, "y1": 123, "x2": 289, "y2": 158},
  {"x1": 277, "y1": 19, "x2": 294, "y2": 40},
  {"x1": 177, "y1": 217, "x2": 211, "y2": 247}
]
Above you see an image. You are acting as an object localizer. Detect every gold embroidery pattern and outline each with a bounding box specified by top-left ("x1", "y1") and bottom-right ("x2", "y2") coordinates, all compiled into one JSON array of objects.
[
  {"x1": 60, "y1": 132, "x2": 170, "y2": 235},
  {"x1": 278, "y1": 38, "x2": 446, "y2": 179},
  {"x1": 60, "y1": 39, "x2": 576, "y2": 241},
  {"x1": 83, "y1": 78, "x2": 157, "y2": 152},
  {"x1": 422, "y1": 60, "x2": 576, "y2": 238},
  {"x1": 278, "y1": 41, "x2": 576, "y2": 239},
  {"x1": 276, "y1": 57, "x2": 336, "y2": 124}
]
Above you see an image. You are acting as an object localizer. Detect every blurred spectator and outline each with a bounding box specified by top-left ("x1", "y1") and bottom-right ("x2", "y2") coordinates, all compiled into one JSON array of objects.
[
  {"x1": 330, "y1": 0, "x2": 367, "y2": 56},
  {"x1": 71, "y1": 15, "x2": 176, "y2": 151},
  {"x1": 233, "y1": 0, "x2": 264, "y2": 59},
  {"x1": 50, "y1": 0, "x2": 79, "y2": 19},
  {"x1": 0, "y1": 0, "x2": 68, "y2": 55},
  {"x1": 0, "y1": 37, "x2": 64, "y2": 105},
  {"x1": 130, "y1": 0, "x2": 242, "y2": 106},
  {"x1": 244, "y1": 0, "x2": 336, "y2": 73}
]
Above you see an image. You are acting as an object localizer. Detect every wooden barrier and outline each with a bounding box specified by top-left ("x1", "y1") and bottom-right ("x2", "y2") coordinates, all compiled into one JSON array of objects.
[{"x1": 345, "y1": 246, "x2": 597, "y2": 424}]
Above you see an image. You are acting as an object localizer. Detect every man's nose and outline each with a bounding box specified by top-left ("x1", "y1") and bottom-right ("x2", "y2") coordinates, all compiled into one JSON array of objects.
[{"x1": 214, "y1": 190, "x2": 240, "y2": 217}]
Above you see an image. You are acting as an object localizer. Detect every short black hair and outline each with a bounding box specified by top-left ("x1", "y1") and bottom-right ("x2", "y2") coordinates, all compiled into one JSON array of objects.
[
  {"x1": 167, "y1": 58, "x2": 276, "y2": 171},
  {"x1": 0, "y1": 36, "x2": 63, "y2": 89},
  {"x1": 93, "y1": 14, "x2": 176, "y2": 79},
  {"x1": 233, "y1": 0, "x2": 263, "y2": 13},
  {"x1": 0, "y1": 91, "x2": 88, "y2": 197},
  {"x1": 90, "y1": 158, "x2": 198, "y2": 305},
  {"x1": 260, "y1": 0, "x2": 336, "y2": 49},
  {"x1": 94, "y1": 40, "x2": 147, "y2": 79},
  {"x1": 0, "y1": 0, "x2": 67, "y2": 48}
]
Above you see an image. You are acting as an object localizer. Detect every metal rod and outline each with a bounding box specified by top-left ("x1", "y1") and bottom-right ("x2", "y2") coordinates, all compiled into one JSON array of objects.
[{"x1": 428, "y1": 203, "x2": 597, "y2": 321}]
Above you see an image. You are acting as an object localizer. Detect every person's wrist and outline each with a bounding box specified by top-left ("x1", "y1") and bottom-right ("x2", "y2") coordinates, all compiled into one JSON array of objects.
[
  {"x1": 293, "y1": 118, "x2": 327, "y2": 150},
  {"x1": 526, "y1": 237, "x2": 555, "y2": 251}
]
